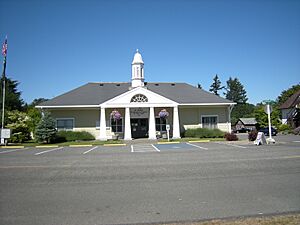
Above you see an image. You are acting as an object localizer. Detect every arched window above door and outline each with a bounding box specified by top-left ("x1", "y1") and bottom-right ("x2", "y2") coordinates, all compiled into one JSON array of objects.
[{"x1": 130, "y1": 94, "x2": 148, "y2": 103}]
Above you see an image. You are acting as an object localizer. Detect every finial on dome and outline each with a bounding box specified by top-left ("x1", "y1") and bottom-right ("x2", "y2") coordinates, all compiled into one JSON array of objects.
[{"x1": 132, "y1": 49, "x2": 144, "y2": 64}]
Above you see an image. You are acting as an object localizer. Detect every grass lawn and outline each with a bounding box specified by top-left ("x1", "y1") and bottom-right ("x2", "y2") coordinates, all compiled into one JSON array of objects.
[{"x1": 160, "y1": 213, "x2": 300, "y2": 225}]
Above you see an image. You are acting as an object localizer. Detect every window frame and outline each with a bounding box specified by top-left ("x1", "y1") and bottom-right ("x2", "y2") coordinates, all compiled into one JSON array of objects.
[
  {"x1": 155, "y1": 117, "x2": 167, "y2": 132},
  {"x1": 56, "y1": 118, "x2": 75, "y2": 131},
  {"x1": 110, "y1": 117, "x2": 124, "y2": 133},
  {"x1": 200, "y1": 115, "x2": 218, "y2": 129}
]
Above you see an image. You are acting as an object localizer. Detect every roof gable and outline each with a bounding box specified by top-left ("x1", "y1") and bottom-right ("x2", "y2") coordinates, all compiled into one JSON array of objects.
[
  {"x1": 237, "y1": 118, "x2": 257, "y2": 125},
  {"x1": 279, "y1": 90, "x2": 300, "y2": 109},
  {"x1": 102, "y1": 86, "x2": 177, "y2": 107}
]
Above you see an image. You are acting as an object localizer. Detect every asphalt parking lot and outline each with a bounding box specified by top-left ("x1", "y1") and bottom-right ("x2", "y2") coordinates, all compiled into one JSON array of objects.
[{"x1": 0, "y1": 135, "x2": 300, "y2": 225}]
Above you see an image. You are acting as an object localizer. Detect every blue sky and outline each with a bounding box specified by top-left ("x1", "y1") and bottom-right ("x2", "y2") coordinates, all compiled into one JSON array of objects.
[{"x1": 0, "y1": 0, "x2": 299, "y2": 105}]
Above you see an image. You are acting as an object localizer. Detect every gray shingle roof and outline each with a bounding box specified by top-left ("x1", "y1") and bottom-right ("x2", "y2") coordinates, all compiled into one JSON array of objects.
[
  {"x1": 238, "y1": 118, "x2": 257, "y2": 125},
  {"x1": 38, "y1": 82, "x2": 234, "y2": 107},
  {"x1": 279, "y1": 89, "x2": 300, "y2": 109}
]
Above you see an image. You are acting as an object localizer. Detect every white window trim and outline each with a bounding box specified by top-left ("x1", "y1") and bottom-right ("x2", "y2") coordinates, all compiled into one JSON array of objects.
[
  {"x1": 110, "y1": 117, "x2": 124, "y2": 133},
  {"x1": 155, "y1": 116, "x2": 167, "y2": 132},
  {"x1": 56, "y1": 118, "x2": 75, "y2": 131},
  {"x1": 200, "y1": 115, "x2": 218, "y2": 129}
]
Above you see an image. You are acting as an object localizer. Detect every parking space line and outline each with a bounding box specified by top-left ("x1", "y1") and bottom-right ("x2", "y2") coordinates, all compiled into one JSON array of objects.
[
  {"x1": 186, "y1": 142, "x2": 208, "y2": 150},
  {"x1": 82, "y1": 146, "x2": 98, "y2": 154},
  {"x1": 217, "y1": 142, "x2": 247, "y2": 149},
  {"x1": 151, "y1": 144, "x2": 160, "y2": 152},
  {"x1": 35, "y1": 147, "x2": 64, "y2": 155},
  {"x1": 0, "y1": 148, "x2": 27, "y2": 154},
  {"x1": 131, "y1": 145, "x2": 134, "y2": 153}
]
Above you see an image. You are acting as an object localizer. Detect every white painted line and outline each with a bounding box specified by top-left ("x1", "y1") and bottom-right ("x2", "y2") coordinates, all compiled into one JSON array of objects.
[
  {"x1": 83, "y1": 146, "x2": 98, "y2": 154},
  {"x1": 0, "y1": 148, "x2": 26, "y2": 154},
  {"x1": 35, "y1": 147, "x2": 64, "y2": 155},
  {"x1": 151, "y1": 144, "x2": 160, "y2": 152},
  {"x1": 186, "y1": 142, "x2": 208, "y2": 150},
  {"x1": 131, "y1": 145, "x2": 134, "y2": 153},
  {"x1": 217, "y1": 142, "x2": 247, "y2": 149},
  {"x1": 293, "y1": 141, "x2": 300, "y2": 143}
]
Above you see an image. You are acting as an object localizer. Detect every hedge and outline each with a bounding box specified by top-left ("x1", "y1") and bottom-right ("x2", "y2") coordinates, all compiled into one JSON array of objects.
[
  {"x1": 184, "y1": 128, "x2": 224, "y2": 138},
  {"x1": 55, "y1": 130, "x2": 95, "y2": 142}
]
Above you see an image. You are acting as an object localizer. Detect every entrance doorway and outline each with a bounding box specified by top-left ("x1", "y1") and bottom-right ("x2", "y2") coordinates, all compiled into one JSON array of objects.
[{"x1": 131, "y1": 118, "x2": 149, "y2": 138}]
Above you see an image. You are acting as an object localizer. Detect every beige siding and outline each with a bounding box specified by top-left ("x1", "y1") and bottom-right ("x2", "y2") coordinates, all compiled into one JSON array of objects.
[
  {"x1": 49, "y1": 109, "x2": 100, "y2": 138},
  {"x1": 179, "y1": 106, "x2": 230, "y2": 132}
]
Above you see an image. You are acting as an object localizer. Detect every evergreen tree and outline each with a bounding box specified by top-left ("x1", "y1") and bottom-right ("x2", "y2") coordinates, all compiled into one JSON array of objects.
[
  {"x1": 35, "y1": 111, "x2": 57, "y2": 143},
  {"x1": 0, "y1": 77, "x2": 24, "y2": 111},
  {"x1": 224, "y1": 77, "x2": 248, "y2": 103},
  {"x1": 209, "y1": 74, "x2": 223, "y2": 96},
  {"x1": 231, "y1": 103, "x2": 255, "y2": 125}
]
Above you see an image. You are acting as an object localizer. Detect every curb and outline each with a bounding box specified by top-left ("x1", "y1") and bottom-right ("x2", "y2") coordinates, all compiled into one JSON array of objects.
[
  {"x1": 69, "y1": 145, "x2": 93, "y2": 147},
  {"x1": 36, "y1": 145, "x2": 59, "y2": 148},
  {"x1": 157, "y1": 141, "x2": 180, "y2": 144},
  {"x1": 103, "y1": 144, "x2": 126, "y2": 147},
  {"x1": 0, "y1": 146, "x2": 25, "y2": 149},
  {"x1": 188, "y1": 140, "x2": 210, "y2": 143}
]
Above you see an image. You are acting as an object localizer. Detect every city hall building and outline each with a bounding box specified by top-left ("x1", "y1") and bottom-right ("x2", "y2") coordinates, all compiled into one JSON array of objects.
[{"x1": 37, "y1": 50, "x2": 235, "y2": 140}]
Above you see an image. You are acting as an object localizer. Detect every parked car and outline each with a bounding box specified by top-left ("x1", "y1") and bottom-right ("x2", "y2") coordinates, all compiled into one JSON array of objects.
[
  {"x1": 235, "y1": 127, "x2": 251, "y2": 133},
  {"x1": 259, "y1": 127, "x2": 278, "y2": 136}
]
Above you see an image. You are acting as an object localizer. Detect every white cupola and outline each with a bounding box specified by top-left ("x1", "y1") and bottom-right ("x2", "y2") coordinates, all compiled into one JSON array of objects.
[{"x1": 131, "y1": 49, "x2": 144, "y2": 88}]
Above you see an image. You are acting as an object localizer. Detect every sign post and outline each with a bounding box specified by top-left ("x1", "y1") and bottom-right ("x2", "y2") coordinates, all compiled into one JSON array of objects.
[
  {"x1": 264, "y1": 104, "x2": 275, "y2": 144},
  {"x1": 166, "y1": 124, "x2": 170, "y2": 142},
  {"x1": 1, "y1": 128, "x2": 10, "y2": 146}
]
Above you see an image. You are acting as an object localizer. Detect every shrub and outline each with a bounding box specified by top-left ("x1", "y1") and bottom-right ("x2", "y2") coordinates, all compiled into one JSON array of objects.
[
  {"x1": 56, "y1": 130, "x2": 95, "y2": 142},
  {"x1": 224, "y1": 132, "x2": 238, "y2": 141},
  {"x1": 278, "y1": 124, "x2": 292, "y2": 133},
  {"x1": 6, "y1": 110, "x2": 31, "y2": 143},
  {"x1": 248, "y1": 130, "x2": 258, "y2": 141},
  {"x1": 184, "y1": 128, "x2": 224, "y2": 138}
]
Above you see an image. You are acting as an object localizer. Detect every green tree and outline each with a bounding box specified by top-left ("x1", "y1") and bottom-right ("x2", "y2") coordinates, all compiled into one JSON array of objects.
[
  {"x1": 27, "y1": 108, "x2": 42, "y2": 134},
  {"x1": 35, "y1": 111, "x2": 57, "y2": 143},
  {"x1": 224, "y1": 77, "x2": 248, "y2": 103},
  {"x1": 277, "y1": 84, "x2": 300, "y2": 106},
  {"x1": 254, "y1": 103, "x2": 281, "y2": 128},
  {"x1": 0, "y1": 77, "x2": 24, "y2": 111},
  {"x1": 231, "y1": 103, "x2": 255, "y2": 125},
  {"x1": 209, "y1": 74, "x2": 223, "y2": 96},
  {"x1": 6, "y1": 110, "x2": 31, "y2": 143}
]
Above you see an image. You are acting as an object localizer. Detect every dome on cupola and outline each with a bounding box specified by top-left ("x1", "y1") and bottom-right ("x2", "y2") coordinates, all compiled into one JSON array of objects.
[{"x1": 132, "y1": 49, "x2": 144, "y2": 64}]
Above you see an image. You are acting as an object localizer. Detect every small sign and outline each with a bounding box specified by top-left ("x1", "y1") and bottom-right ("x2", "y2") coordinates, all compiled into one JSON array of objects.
[
  {"x1": 166, "y1": 124, "x2": 170, "y2": 131},
  {"x1": 1, "y1": 129, "x2": 11, "y2": 139},
  {"x1": 130, "y1": 108, "x2": 149, "y2": 118},
  {"x1": 264, "y1": 105, "x2": 273, "y2": 114},
  {"x1": 254, "y1": 132, "x2": 267, "y2": 145}
]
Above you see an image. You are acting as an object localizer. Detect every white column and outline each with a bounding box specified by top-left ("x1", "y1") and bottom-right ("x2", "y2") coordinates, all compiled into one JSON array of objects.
[
  {"x1": 124, "y1": 107, "x2": 132, "y2": 140},
  {"x1": 99, "y1": 107, "x2": 107, "y2": 140},
  {"x1": 148, "y1": 107, "x2": 156, "y2": 139},
  {"x1": 172, "y1": 106, "x2": 181, "y2": 139}
]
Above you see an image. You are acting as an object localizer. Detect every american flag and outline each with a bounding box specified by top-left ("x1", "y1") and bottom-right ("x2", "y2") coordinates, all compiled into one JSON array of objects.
[{"x1": 2, "y1": 37, "x2": 7, "y2": 57}]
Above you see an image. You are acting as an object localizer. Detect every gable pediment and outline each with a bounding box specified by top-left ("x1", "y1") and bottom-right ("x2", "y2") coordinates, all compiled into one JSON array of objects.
[{"x1": 101, "y1": 87, "x2": 178, "y2": 107}]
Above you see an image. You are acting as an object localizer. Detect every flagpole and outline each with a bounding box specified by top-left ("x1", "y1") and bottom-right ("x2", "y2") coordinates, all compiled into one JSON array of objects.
[{"x1": 1, "y1": 36, "x2": 7, "y2": 144}]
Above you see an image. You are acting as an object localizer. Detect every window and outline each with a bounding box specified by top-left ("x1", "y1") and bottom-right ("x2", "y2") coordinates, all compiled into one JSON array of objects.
[
  {"x1": 156, "y1": 117, "x2": 167, "y2": 132},
  {"x1": 130, "y1": 94, "x2": 148, "y2": 102},
  {"x1": 202, "y1": 116, "x2": 217, "y2": 129},
  {"x1": 111, "y1": 118, "x2": 123, "y2": 132},
  {"x1": 56, "y1": 118, "x2": 74, "y2": 130}
]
